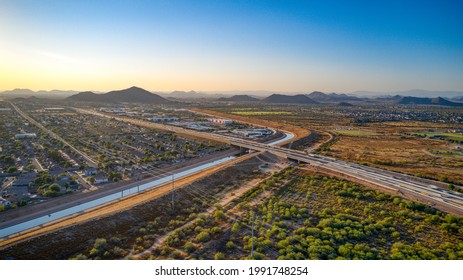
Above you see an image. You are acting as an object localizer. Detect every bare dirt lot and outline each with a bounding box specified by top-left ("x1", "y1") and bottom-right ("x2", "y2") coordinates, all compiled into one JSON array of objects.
[{"x1": 324, "y1": 124, "x2": 463, "y2": 185}]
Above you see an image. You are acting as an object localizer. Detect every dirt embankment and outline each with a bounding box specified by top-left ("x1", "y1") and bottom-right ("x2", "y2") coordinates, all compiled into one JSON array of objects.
[{"x1": 191, "y1": 108, "x2": 310, "y2": 142}]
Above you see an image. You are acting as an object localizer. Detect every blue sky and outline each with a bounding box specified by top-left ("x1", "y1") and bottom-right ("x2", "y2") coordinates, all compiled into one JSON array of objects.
[{"x1": 1, "y1": 0, "x2": 462, "y2": 92}]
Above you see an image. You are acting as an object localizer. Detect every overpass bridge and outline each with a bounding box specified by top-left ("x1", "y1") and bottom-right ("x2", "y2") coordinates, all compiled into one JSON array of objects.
[{"x1": 229, "y1": 138, "x2": 463, "y2": 215}]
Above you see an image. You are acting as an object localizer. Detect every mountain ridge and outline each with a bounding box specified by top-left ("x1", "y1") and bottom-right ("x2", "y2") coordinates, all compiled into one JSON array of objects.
[
  {"x1": 261, "y1": 94, "x2": 318, "y2": 104},
  {"x1": 66, "y1": 86, "x2": 170, "y2": 104},
  {"x1": 216, "y1": 95, "x2": 260, "y2": 102},
  {"x1": 395, "y1": 96, "x2": 463, "y2": 106},
  {"x1": 307, "y1": 91, "x2": 360, "y2": 102}
]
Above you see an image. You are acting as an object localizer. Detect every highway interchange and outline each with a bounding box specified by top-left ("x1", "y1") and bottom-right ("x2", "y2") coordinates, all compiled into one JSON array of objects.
[
  {"x1": 79, "y1": 108, "x2": 463, "y2": 215},
  {"x1": 228, "y1": 137, "x2": 463, "y2": 215}
]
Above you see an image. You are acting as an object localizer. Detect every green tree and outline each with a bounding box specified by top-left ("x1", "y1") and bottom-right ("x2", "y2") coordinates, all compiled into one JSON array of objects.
[
  {"x1": 90, "y1": 238, "x2": 108, "y2": 257},
  {"x1": 184, "y1": 242, "x2": 197, "y2": 253},
  {"x1": 195, "y1": 231, "x2": 211, "y2": 243},
  {"x1": 231, "y1": 222, "x2": 241, "y2": 234},
  {"x1": 7, "y1": 166, "x2": 17, "y2": 173},
  {"x1": 26, "y1": 164, "x2": 35, "y2": 171},
  {"x1": 213, "y1": 210, "x2": 227, "y2": 222},
  {"x1": 214, "y1": 252, "x2": 225, "y2": 260},
  {"x1": 49, "y1": 183, "x2": 61, "y2": 192}
]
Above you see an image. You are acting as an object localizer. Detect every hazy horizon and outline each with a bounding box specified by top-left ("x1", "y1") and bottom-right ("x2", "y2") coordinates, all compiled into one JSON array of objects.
[{"x1": 2, "y1": 87, "x2": 463, "y2": 99}]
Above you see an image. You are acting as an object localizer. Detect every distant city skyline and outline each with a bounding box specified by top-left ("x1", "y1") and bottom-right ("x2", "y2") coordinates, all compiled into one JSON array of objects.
[{"x1": 1, "y1": 0, "x2": 462, "y2": 92}]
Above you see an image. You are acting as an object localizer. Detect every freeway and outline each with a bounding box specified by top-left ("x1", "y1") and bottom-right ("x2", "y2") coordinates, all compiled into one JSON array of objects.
[
  {"x1": 228, "y1": 138, "x2": 463, "y2": 214},
  {"x1": 76, "y1": 108, "x2": 463, "y2": 214}
]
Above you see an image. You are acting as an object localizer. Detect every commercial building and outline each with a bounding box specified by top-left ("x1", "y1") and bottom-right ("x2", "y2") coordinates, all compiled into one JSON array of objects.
[
  {"x1": 233, "y1": 129, "x2": 273, "y2": 138},
  {"x1": 150, "y1": 117, "x2": 179, "y2": 122},
  {"x1": 15, "y1": 133, "x2": 37, "y2": 139},
  {"x1": 99, "y1": 107, "x2": 127, "y2": 114},
  {"x1": 207, "y1": 118, "x2": 233, "y2": 125}
]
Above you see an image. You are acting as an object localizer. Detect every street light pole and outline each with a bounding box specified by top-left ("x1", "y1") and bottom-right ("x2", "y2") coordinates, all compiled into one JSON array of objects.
[
  {"x1": 251, "y1": 211, "x2": 254, "y2": 258},
  {"x1": 171, "y1": 174, "x2": 175, "y2": 212}
]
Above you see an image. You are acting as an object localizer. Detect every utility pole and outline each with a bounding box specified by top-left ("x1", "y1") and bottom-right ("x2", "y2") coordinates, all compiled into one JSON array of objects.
[
  {"x1": 251, "y1": 211, "x2": 254, "y2": 258},
  {"x1": 171, "y1": 174, "x2": 175, "y2": 212}
]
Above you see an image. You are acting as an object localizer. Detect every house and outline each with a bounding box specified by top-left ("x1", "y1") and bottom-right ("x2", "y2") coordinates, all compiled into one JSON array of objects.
[
  {"x1": 84, "y1": 168, "x2": 98, "y2": 176},
  {"x1": 12, "y1": 172, "x2": 38, "y2": 187},
  {"x1": 94, "y1": 174, "x2": 109, "y2": 184},
  {"x1": 5, "y1": 186, "x2": 29, "y2": 201},
  {"x1": 0, "y1": 198, "x2": 11, "y2": 207},
  {"x1": 58, "y1": 175, "x2": 70, "y2": 183}
]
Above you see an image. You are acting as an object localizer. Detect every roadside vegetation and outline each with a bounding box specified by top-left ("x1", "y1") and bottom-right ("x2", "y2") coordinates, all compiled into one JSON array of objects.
[{"x1": 186, "y1": 167, "x2": 463, "y2": 260}]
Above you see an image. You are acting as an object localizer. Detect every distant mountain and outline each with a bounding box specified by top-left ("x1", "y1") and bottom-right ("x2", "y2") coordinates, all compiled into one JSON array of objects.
[
  {"x1": 11, "y1": 96, "x2": 33, "y2": 101},
  {"x1": 373, "y1": 94, "x2": 403, "y2": 101},
  {"x1": 66, "y1": 91, "x2": 106, "y2": 102},
  {"x1": 336, "y1": 102, "x2": 353, "y2": 107},
  {"x1": 451, "y1": 96, "x2": 463, "y2": 102},
  {"x1": 351, "y1": 90, "x2": 463, "y2": 98},
  {"x1": 1, "y1": 88, "x2": 36, "y2": 96},
  {"x1": 164, "y1": 90, "x2": 220, "y2": 99},
  {"x1": 261, "y1": 94, "x2": 317, "y2": 104},
  {"x1": 208, "y1": 90, "x2": 284, "y2": 97},
  {"x1": 66, "y1": 86, "x2": 170, "y2": 104},
  {"x1": 169, "y1": 90, "x2": 199, "y2": 98},
  {"x1": 307, "y1": 91, "x2": 360, "y2": 102},
  {"x1": 0, "y1": 89, "x2": 78, "y2": 99},
  {"x1": 395, "y1": 96, "x2": 463, "y2": 106},
  {"x1": 105, "y1": 87, "x2": 168, "y2": 103},
  {"x1": 307, "y1": 91, "x2": 331, "y2": 102},
  {"x1": 216, "y1": 95, "x2": 260, "y2": 102}
]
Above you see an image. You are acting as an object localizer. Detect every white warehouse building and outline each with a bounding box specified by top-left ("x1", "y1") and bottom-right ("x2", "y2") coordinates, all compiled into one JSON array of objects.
[
  {"x1": 207, "y1": 118, "x2": 233, "y2": 125},
  {"x1": 150, "y1": 117, "x2": 179, "y2": 122},
  {"x1": 15, "y1": 133, "x2": 37, "y2": 139}
]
